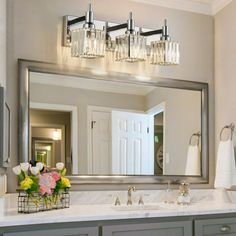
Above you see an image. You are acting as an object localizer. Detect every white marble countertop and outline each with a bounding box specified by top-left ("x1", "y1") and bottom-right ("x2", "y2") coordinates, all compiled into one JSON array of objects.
[{"x1": 0, "y1": 189, "x2": 236, "y2": 227}]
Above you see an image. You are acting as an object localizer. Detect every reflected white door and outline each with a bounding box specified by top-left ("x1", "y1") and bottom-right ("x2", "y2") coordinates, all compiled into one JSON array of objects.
[
  {"x1": 112, "y1": 111, "x2": 154, "y2": 175},
  {"x1": 92, "y1": 111, "x2": 111, "y2": 174}
]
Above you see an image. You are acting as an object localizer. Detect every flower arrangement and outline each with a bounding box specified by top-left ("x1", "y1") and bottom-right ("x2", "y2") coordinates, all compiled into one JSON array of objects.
[{"x1": 13, "y1": 162, "x2": 71, "y2": 213}]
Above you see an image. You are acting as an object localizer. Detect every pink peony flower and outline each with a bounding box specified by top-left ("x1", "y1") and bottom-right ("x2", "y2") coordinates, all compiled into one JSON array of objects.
[
  {"x1": 39, "y1": 173, "x2": 56, "y2": 195},
  {"x1": 40, "y1": 185, "x2": 52, "y2": 196},
  {"x1": 50, "y1": 171, "x2": 61, "y2": 182}
]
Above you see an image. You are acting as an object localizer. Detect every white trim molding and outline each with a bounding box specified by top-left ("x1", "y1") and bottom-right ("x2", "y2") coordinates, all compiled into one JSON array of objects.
[
  {"x1": 130, "y1": 0, "x2": 232, "y2": 15},
  {"x1": 211, "y1": 0, "x2": 232, "y2": 15},
  {"x1": 146, "y1": 102, "x2": 166, "y2": 174}
]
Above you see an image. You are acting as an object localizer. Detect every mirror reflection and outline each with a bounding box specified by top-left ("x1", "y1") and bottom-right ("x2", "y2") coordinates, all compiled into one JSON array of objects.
[{"x1": 29, "y1": 72, "x2": 201, "y2": 176}]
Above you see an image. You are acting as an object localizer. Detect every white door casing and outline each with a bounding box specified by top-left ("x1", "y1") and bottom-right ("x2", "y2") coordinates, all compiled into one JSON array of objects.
[
  {"x1": 91, "y1": 110, "x2": 111, "y2": 174},
  {"x1": 146, "y1": 102, "x2": 166, "y2": 174}
]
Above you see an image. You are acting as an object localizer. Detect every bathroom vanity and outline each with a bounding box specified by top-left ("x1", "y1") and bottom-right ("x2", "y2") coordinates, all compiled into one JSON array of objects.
[
  {"x1": 1, "y1": 190, "x2": 236, "y2": 236},
  {"x1": 1, "y1": 205, "x2": 236, "y2": 236}
]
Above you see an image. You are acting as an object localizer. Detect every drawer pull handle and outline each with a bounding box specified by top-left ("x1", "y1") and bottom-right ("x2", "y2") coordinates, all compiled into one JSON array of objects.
[{"x1": 220, "y1": 225, "x2": 231, "y2": 232}]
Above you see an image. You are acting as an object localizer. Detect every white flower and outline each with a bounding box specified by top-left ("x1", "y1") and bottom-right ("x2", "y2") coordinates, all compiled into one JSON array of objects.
[
  {"x1": 36, "y1": 162, "x2": 44, "y2": 171},
  {"x1": 30, "y1": 166, "x2": 40, "y2": 175},
  {"x1": 12, "y1": 165, "x2": 22, "y2": 175},
  {"x1": 20, "y1": 163, "x2": 30, "y2": 172},
  {"x1": 56, "y1": 162, "x2": 64, "y2": 170}
]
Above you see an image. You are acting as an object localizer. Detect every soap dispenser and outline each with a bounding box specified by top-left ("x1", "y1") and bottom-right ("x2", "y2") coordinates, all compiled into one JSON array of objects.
[
  {"x1": 177, "y1": 182, "x2": 191, "y2": 205},
  {"x1": 164, "y1": 180, "x2": 174, "y2": 204}
]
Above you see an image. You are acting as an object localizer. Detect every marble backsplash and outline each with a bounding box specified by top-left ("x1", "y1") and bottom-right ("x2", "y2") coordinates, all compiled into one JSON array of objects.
[{"x1": 1, "y1": 188, "x2": 232, "y2": 211}]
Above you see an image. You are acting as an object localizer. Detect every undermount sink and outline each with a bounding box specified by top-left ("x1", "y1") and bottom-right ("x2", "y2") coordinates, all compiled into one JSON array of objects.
[{"x1": 112, "y1": 204, "x2": 161, "y2": 211}]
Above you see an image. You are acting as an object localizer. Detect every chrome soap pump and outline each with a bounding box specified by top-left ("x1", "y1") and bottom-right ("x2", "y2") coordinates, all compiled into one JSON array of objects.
[{"x1": 177, "y1": 182, "x2": 191, "y2": 205}]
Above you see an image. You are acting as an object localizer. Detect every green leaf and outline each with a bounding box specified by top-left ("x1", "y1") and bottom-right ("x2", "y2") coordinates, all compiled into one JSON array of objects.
[
  {"x1": 61, "y1": 168, "x2": 66, "y2": 176},
  {"x1": 54, "y1": 180, "x2": 62, "y2": 194}
]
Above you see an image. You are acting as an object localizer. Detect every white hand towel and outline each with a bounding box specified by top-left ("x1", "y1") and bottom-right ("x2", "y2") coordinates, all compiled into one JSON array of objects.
[
  {"x1": 185, "y1": 145, "x2": 201, "y2": 175},
  {"x1": 214, "y1": 139, "x2": 236, "y2": 189}
]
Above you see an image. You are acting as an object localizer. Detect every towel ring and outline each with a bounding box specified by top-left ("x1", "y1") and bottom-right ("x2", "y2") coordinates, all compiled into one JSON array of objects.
[
  {"x1": 220, "y1": 123, "x2": 235, "y2": 141},
  {"x1": 189, "y1": 132, "x2": 201, "y2": 145}
]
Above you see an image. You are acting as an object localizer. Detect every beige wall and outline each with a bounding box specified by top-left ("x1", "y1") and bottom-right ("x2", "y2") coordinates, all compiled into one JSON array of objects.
[
  {"x1": 215, "y1": 1, "x2": 236, "y2": 187},
  {"x1": 215, "y1": 0, "x2": 236, "y2": 141},
  {"x1": 6, "y1": 0, "x2": 214, "y2": 191},
  {"x1": 146, "y1": 87, "x2": 201, "y2": 175}
]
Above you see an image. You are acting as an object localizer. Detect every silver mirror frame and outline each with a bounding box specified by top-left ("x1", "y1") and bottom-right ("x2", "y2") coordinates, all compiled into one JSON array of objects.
[{"x1": 19, "y1": 59, "x2": 209, "y2": 185}]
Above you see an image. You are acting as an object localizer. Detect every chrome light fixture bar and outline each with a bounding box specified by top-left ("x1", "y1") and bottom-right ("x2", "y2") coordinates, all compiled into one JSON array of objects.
[
  {"x1": 63, "y1": 5, "x2": 180, "y2": 65},
  {"x1": 70, "y1": 4, "x2": 106, "y2": 58}
]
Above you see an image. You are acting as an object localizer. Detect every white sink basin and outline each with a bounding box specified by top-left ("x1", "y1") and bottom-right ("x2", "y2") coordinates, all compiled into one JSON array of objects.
[{"x1": 112, "y1": 204, "x2": 161, "y2": 211}]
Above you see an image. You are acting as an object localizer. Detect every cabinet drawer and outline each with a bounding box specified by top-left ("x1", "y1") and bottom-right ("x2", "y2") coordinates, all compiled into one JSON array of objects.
[
  {"x1": 103, "y1": 221, "x2": 192, "y2": 236},
  {"x1": 195, "y1": 218, "x2": 236, "y2": 236},
  {"x1": 3, "y1": 226, "x2": 99, "y2": 236}
]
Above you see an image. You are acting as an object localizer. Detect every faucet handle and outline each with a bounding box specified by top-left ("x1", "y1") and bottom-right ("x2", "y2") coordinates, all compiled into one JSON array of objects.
[
  {"x1": 138, "y1": 195, "x2": 144, "y2": 205},
  {"x1": 114, "y1": 196, "x2": 121, "y2": 206}
]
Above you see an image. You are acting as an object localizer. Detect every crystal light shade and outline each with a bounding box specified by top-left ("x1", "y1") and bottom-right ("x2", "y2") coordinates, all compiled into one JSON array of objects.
[
  {"x1": 150, "y1": 40, "x2": 180, "y2": 65},
  {"x1": 71, "y1": 28, "x2": 106, "y2": 58},
  {"x1": 115, "y1": 34, "x2": 147, "y2": 62}
]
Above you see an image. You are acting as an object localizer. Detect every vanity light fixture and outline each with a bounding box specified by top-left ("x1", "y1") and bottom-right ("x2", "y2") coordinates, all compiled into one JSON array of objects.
[
  {"x1": 149, "y1": 20, "x2": 180, "y2": 65},
  {"x1": 115, "y1": 12, "x2": 147, "y2": 62},
  {"x1": 65, "y1": 4, "x2": 180, "y2": 65},
  {"x1": 71, "y1": 4, "x2": 106, "y2": 58}
]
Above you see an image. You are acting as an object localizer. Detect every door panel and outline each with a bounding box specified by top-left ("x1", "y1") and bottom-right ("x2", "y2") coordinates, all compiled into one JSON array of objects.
[
  {"x1": 195, "y1": 218, "x2": 236, "y2": 236},
  {"x1": 112, "y1": 111, "x2": 154, "y2": 175},
  {"x1": 103, "y1": 221, "x2": 192, "y2": 236},
  {"x1": 3, "y1": 226, "x2": 99, "y2": 236}
]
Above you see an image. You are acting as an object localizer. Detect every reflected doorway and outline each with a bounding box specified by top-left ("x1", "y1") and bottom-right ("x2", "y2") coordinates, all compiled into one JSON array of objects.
[
  {"x1": 33, "y1": 140, "x2": 53, "y2": 166},
  {"x1": 146, "y1": 102, "x2": 166, "y2": 176},
  {"x1": 30, "y1": 109, "x2": 71, "y2": 170},
  {"x1": 154, "y1": 112, "x2": 164, "y2": 175}
]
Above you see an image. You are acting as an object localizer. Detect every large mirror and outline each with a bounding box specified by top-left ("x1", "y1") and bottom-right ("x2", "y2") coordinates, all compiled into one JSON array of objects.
[{"x1": 19, "y1": 60, "x2": 209, "y2": 184}]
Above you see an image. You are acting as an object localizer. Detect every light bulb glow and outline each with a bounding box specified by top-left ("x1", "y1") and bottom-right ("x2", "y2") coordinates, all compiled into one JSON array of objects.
[
  {"x1": 115, "y1": 34, "x2": 147, "y2": 62},
  {"x1": 71, "y1": 28, "x2": 106, "y2": 58},
  {"x1": 52, "y1": 130, "x2": 61, "y2": 141}
]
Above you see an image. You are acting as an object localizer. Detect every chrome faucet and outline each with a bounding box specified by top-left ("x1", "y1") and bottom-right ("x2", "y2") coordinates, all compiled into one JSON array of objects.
[{"x1": 127, "y1": 186, "x2": 136, "y2": 205}]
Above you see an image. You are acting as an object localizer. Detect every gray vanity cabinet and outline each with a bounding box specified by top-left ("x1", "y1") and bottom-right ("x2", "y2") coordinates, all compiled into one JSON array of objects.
[
  {"x1": 4, "y1": 215, "x2": 236, "y2": 236},
  {"x1": 2, "y1": 226, "x2": 99, "y2": 236},
  {"x1": 103, "y1": 221, "x2": 192, "y2": 236},
  {"x1": 195, "y1": 217, "x2": 236, "y2": 236}
]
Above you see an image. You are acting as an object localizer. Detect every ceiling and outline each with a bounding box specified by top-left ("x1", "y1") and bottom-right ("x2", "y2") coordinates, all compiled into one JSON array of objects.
[{"x1": 130, "y1": 0, "x2": 232, "y2": 15}]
